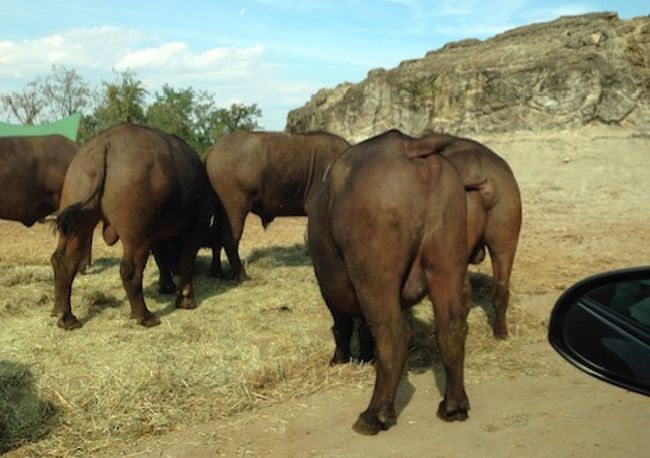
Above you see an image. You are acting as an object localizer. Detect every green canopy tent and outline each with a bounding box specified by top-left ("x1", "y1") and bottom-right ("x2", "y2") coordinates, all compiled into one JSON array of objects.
[{"x1": 0, "y1": 112, "x2": 81, "y2": 142}]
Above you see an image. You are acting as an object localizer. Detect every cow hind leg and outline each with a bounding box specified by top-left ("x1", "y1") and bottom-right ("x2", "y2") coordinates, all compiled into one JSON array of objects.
[
  {"x1": 175, "y1": 215, "x2": 209, "y2": 310},
  {"x1": 328, "y1": 305, "x2": 354, "y2": 365},
  {"x1": 120, "y1": 241, "x2": 160, "y2": 327},
  {"x1": 51, "y1": 215, "x2": 98, "y2": 330},
  {"x1": 151, "y1": 242, "x2": 176, "y2": 295},
  {"x1": 351, "y1": 284, "x2": 410, "y2": 435},
  {"x1": 78, "y1": 235, "x2": 93, "y2": 274},
  {"x1": 209, "y1": 239, "x2": 225, "y2": 279},
  {"x1": 311, "y1": 238, "x2": 360, "y2": 365},
  {"x1": 487, "y1": 241, "x2": 517, "y2": 339},
  {"x1": 207, "y1": 213, "x2": 227, "y2": 279},
  {"x1": 358, "y1": 318, "x2": 376, "y2": 364},
  {"x1": 220, "y1": 192, "x2": 251, "y2": 282},
  {"x1": 428, "y1": 269, "x2": 470, "y2": 422}
]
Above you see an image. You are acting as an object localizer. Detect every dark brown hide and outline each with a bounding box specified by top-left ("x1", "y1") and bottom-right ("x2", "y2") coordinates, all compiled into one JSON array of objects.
[
  {"x1": 0, "y1": 135, "x2": 92, "y2": 270},
  {"x1": 307, "y1": 129, "x2": 470, "y2": 435},
  {"x1": 439, "y1": 136, "x2": 522, "y2": 339},
  {"x1": 51, "y1": 124, "x2": 212, "y2": 330},
  {"x1": 204, "y1": 130, "x2": 350, "y2": 281},
  {"x1": 0, "y1": 135, "x2": 76, "y2": 226},
  {"x1": 341, "y1": 133, "x2": 521, "y2": 345}
]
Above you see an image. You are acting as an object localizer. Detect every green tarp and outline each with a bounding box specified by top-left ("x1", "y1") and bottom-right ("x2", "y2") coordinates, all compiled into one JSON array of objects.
[{"x1": 0, "y1": 112, "x2": 81, "y2": 142}]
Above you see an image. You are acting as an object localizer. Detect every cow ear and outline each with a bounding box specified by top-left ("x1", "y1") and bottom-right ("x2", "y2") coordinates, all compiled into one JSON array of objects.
[{"x1": 404, "y1": 135, "x2": 454, "y2": 159}]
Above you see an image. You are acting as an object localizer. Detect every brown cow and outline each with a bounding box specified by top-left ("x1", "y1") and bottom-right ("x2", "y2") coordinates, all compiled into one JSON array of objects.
[
  {"x1": 0, "y1": 135, "x2": 92, "y2": 270},
  {"x1": 0, "y1": 135, "x2": 77, "y2": 226},
  {"x1": 204, "y1": 130, "x2": 350, "y2": 281},
  {"x1": 332, "y1": 132, "x2": 522, "y2": 360},
  {"x1": 51, "y1": 124, "x2": 212, "y2": 330},
  {"x1": 439, "y1": 135, "x2": 522, "y2": 339},
  {"x1": 307, "y1": 129, "x2": 470, "y2": 435}
]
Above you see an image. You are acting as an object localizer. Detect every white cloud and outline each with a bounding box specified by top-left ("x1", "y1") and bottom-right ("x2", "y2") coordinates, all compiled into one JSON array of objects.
[
  {"x1": 115, "y1": 42, "x2": 266, "y2": 83},
  {"x1": 0, "y1": 27, "x2": 314, "y2": 129},
  {"x1": 0, "y1": 27, "x2": 147, "y2": 77}
]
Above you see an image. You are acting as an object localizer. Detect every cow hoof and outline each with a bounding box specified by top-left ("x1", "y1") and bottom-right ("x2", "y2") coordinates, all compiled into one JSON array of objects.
[
  {"x1": 358, "y1": 353, "x2": 376, "y2": 365},
  {"x1": 493, "y1": 330, "x2": 508, "y2": 340},
  {"x1": 175, "y1": 296, "x2": 197, "y2": 310},
  {"x1": 158, "y1": 283, "x2": 176, "y2": 295},
  {"x1": 210, "y1": 268, "x2": 227, "y2": 279},
  {"x1": 232, "y1": 272, "x2": 251, "y2": 283},
  {"x1": 329, "y1": 355, "x2": 350, "y2": 366},
  {"x1": 352, "y1": 411, "x2": 394, "y2": 435},
  {"x1": 137, "y1": 314, "x2": 161, "y2": 327},
  {"x1": 437, "y1": 399, "x2": 469, "y2": 422},
  {"x1": 57, "y1": 315, "x2": 82, "y2": 330}
]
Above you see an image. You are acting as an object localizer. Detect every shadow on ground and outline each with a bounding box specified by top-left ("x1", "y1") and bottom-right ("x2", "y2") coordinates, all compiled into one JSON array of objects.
[
  {"x1": 81, "y1": 256, "x2": 120, "y2": 275},
  {"x1": 0, "y1": 360, "x2": 58, "y2": 454},
  {"x1": 406, "y1": 271, "x2": 495, "y2": 393},
  {"x1": 333, "y1": 272, "x2": 495, "y2": 400},
  {"x1": 142, "y1": 254, "x2": 240, "y2": 319},
  {"x1": 247, "y1": 243, "x2": 311, "y2": 268}
]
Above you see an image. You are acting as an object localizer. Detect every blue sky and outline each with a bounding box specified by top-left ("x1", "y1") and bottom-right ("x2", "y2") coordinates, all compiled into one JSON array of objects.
[{"x1": 1, "y1": 1, "x2": 647, "y2": 130}]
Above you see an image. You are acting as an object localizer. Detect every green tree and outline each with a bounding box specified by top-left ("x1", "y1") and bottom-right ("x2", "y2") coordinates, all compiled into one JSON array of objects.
[
  {"x1": 81, "y1": 70, "x2": 147, "y2": 141},
  {"x1": 2, "y1": 67, "x2": 262, "y2": 150},
  {"x1": 146, "y1": 86, "x2": 262, "y2": 156},
  {"x1": 211, "y1": 103, "x2": 262, "y2": 139},
  {"x1": 146, "y1": 84, "x2": 198, "y2": 149}
]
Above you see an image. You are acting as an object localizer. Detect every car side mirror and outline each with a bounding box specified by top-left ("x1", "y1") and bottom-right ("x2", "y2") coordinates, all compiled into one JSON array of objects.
[{"x1": 548, "y1": 267, "x2": 650, "y2": 396}]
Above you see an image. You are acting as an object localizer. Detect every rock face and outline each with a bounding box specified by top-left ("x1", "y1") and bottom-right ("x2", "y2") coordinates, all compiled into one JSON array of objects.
[{"x1": 286, "y1": 13, "x2": 650, "y2": 142}]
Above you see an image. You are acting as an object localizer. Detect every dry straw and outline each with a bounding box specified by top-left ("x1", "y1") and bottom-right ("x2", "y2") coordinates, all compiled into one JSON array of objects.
[{"x1": 1, "y1": 218, "x2": 546, "y2": 456}]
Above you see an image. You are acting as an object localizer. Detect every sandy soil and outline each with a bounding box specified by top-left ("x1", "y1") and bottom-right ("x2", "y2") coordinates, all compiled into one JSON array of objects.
[
  {"x1": 126, "y1": 127, "x2": 650, "y2": 457},
  {"x1": 3, "y1": 126, "x2": 649, "y2": 456}
]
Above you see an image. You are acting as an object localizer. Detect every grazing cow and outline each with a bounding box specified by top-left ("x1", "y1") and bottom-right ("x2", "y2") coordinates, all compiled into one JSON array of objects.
[
  {"x1": 333, "y1": 132, "x2": 522, "y2": 360},
  {"x1": 204, "y1": 130, "x2": 350, "y2": 281},
  {"x1": 307, "y1": 129, "x2": 470, "y2": 434},
  {"x1": 0, "y1": 135, "x2": 92, "y2": 270},
  {"x1": 439, "y1": 135, "x2": 522, "y2": 339},
  {"x1": 51, "y1": 124, "x2": 212, "y2": 330},
  {"x1": 0, "y1": 135, "x2": 77, "y2": 226}
]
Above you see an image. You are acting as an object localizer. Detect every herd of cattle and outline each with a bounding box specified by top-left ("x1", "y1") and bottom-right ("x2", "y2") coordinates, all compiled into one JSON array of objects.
[{"x1": 0, "y1": 123, "x2": 521, "y2": 435}]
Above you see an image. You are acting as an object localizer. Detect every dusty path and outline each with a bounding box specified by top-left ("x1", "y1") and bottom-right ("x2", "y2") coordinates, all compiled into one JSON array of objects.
[
  {"x1": 123, "y1": 127, "x2": 650, "y2": 457},
  {"x1": 127, "y1": 296, "x2": 649, "y2": 457}
]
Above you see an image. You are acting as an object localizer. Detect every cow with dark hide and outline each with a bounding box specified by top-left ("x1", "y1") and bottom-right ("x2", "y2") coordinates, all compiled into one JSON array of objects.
[
  {"x1": 307, "y1": 129, "x2": 470, "y2": 435},
  {"x1": 204, "y1": 130, "x2": 350, "y2": 281},
  {"x1": 329, "y1": 132, "x2": 522, "y2": 364},
  {"x1": 51, "y1": 124, "x2": 212, "y2": 330},
  {"x1": 439, "y1": 135, "x2": 522, "y2": 339},
  {"x1": 0, "y1": 135, "x2": 77, "y2": 226},
  {"x1": 0, "y1": 135, "x2": 92, "y2": 270}
]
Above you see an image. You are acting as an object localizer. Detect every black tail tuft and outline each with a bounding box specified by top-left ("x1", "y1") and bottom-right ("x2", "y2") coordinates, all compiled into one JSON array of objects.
[{"x1": 56, "y1": 203, "x2": 85, "y2": 236}]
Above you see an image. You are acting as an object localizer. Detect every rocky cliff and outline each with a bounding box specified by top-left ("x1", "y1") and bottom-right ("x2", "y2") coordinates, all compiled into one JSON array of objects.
[{"x1": 286, "y1": 12, "x2": 650, "y2": 142}]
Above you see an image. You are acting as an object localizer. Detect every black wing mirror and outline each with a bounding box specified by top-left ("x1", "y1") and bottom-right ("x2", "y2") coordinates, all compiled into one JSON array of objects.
[{"x1": 548, "y1": 267, "x2": 650, "y2": 396}]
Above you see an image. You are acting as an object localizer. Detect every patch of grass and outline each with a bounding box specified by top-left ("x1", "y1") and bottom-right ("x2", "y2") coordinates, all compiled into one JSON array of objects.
[
  {"x1": 0, "y1": 214, "x2": 604, "y2": 457},
  {"x1": 0, "y1": 266, "x2": 52, "y2": 287},
  {"x1": 0, "y1": 361, "x2": 58, "y2": 454}
]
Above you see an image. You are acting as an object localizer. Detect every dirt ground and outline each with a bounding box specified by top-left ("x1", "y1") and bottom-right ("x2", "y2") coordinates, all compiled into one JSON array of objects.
[
  {"x1": 129, "y1": 127, "x2": 650, "y2": 457},
  {"x1": 2, "y1": 126, "x2": 649, "y2": 456}
]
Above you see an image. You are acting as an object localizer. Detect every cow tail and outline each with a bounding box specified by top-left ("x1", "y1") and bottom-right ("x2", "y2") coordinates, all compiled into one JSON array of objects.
[
  {"x1": 405, "y1": 135, "x2": 455, "y2": 159},
  {"x1": 56, "y1": 144, "x2": 109, "y2": 236}
]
